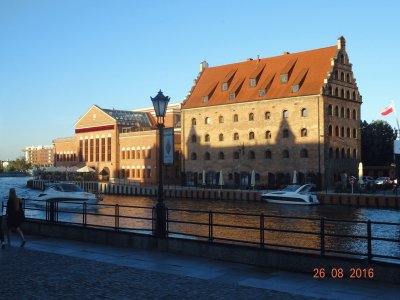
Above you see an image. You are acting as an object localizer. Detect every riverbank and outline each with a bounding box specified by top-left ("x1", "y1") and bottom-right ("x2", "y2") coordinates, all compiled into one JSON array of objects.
[{"x1": 27, "y1": 179, "x2": 400, "y2": 209}]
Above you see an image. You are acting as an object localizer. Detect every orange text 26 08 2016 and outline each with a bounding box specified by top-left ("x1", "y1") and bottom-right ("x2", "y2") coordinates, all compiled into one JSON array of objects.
[{"x1": 313, "y1": 267, "x2": 374, "y2": 279}]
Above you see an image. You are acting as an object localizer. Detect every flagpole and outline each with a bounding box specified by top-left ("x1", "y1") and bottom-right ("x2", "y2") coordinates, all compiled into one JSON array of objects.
[{"x1": 392, "y1": 100, "x2": 400, "y2": 139}]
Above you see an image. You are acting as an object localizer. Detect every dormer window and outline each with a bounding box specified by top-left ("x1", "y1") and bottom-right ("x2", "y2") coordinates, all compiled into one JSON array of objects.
[
  {"x1": 222, "y1": 83, "x2": 228, "y2": 91},
  {"x1": 259, "y1": 89, "x2": 266, "y2": 97},
  {"x1": 229, "y1": 93, "x2": 235, "y2": 100},
  {"x1": 202, "y1": 96, "x2": 209, "y2": 103},
  {"x1": 291, "y1": 68, "x2": 308, "y2": 93},
  {"x1": 291, "y1": 85, "x2": 299, "y2": 93},
  {"x1": 280, "y1": 74, "x2": 288, "y2": 83},
  {"x1": 249, "y1": 63, "x2": 265, "y2": 87},
  {"x1": 250, "y1": 78, "x2": 257, "y2": 87}
]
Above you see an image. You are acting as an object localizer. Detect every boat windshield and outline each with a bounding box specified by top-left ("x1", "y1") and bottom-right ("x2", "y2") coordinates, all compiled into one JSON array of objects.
[
  {"x1": 282, "y1": 185, "x2": 302, "y2": 192},
  {"x1": 51, "y1": 184, "x2": 83, "y2": 192}
]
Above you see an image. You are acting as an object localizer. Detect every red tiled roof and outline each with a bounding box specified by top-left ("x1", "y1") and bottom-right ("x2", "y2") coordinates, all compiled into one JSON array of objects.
[{"x1": 182, "y1": 45, "x2": 338, "y2": 109}]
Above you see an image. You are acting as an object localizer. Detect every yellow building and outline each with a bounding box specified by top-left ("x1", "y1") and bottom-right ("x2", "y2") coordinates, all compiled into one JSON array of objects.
[
  {"x1": 181, "y1": 37, "x2": 361, "y2": 188},
  {"x1": 53, "y1": 103, "x2": 181, "y2": 185}
]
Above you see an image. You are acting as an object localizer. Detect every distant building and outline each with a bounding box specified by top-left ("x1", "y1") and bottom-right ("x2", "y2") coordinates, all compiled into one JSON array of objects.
[
  {"x1": 53, "y1": 104, "x2": 181, "y2": 185},
  {"x1": 24, "y1": 145, "x2": 54, "y2": 167},
  {"x1": 181, "y1": 37, "x2": 361, "y2": 188}
]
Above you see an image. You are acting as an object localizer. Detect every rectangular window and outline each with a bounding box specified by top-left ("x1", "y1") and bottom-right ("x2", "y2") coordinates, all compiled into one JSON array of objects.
[
  {"x1": 107, "y1": 137, "x2": 112, "y2": 161},
  {"x1": 89, "y1": 139, "x2": 94, "y2": 162},
  {"x1": 127, "y1": 150, "x2": 130, "y2": 159},
  {"x1": 229, "y1": 93, "x2": 235, "y2": 100},
  {"x1": 84, "y1": 140, "x2": 88, "y2": 162},
  {"x1": 136, "y1": 169, "x2": 140, "y2": 178},
  {"x1": 142, "y1": 149, "x2": 146, "y2": 159},
  {"x1": 147, "y1": 169, "x2": 151, "y2": 178},
  {"x1": 222, "y1": 82, "x2": 228, "y2": 91},
  {"x1": 122, "y1": 150, "x2": 125, "y2": 160},
  {"x1": 95, "y1": 139, "x2": 99, "y2": 161},
  {"x1": 280, "y1": 74, "x2": 288, "y2": 83},
  {"x1": 137, "y1": 150, "x2": 140, "y2": 159},
  {"x1": 259, "y1": 89, "x2": 266, "y2": 97},
  {"x1": 132, "y1": 150, "x2": 135, "y2": 159},
  {"x1": 79, "y1": 140, "x2": 83, "y2": 162},
  {"x1": 147, "y1": 149, "x2": 151, "y2": 159},
  {"x1": 250, "y1": 78, "x2": 256, "y2": 87},
  {"x1": 101, "y1": 138, "x2": 105, "y2": 161}
]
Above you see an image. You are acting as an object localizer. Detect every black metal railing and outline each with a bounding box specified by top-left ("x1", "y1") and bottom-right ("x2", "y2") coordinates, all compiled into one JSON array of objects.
[{"x1": 8, "y1": 199, "x2": 400, "y2": 263}]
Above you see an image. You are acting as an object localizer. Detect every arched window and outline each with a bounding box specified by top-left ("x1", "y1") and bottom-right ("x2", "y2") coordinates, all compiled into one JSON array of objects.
[
  {"x1": 219, "y1": 115, "x2": 224, "y2": 123},
  {"x1": 329, "y1": 147, "x2": 333, "y2": 158},
  {"x1": 204, "y1": 152, "x2": 211, "y2": 160},
  {"x1": 334, "y1": 88, "x2": 338, "y2": 97},
  {"x1": 218, "y1": 152, "x2": 225, "y2": 160},
  {"x1": 352, "y1": 91, "x2": 356, "y2": 101},
  {"x1": 328, "y1": 85, "x2": 332, "y2": 95},
  {"x1": 353, "y1": 149, "x2": 357, "y2": 159},
  {"x1": 301, "y1": 108, "x2": 308, "y2": 117},
  {"x1": 347, "y1": 127, "x2": 350, "y2": 138},
  {"x1": 219, "y1": 133, "x2": 224, "y2": 141},
  {"x1": 282, "y1": 150, "x2": 289, "y2": 158},
  {"x1": 249, "y1": 131, "x2": 255, "y2": 140},
  {"x1": 335, "y1": 126, "x2": 339, "y2": 136},
  {"x1": 335, "y1": 106, "x2": 339, "y2": 116},
  {"x1": 346, "y1": 73, "x2": 350, "y2": 83},
  {"x1": 265, "y1": 150, "x2": 272, "y2": 159},
  {"x1": 233, "y1": 114, "x2": 239, "y2": 122},
  {"x1": 340, "y1": 89, "x2": 344, "y2": 98},
  {"x1": 346, "y1": 90, "x2": 350, "y2": 99},
  {"x1": 191, "y1": 118, "x2": 196, "y2": 125},
  {"x1": 352, "y1": 128, "x2": 357, "y2": 138},
  {"x1": 346, "y1": 108, "x2": 350, "y2": 118},
  {"x1": 265, "y1": 111, "x2": 271, "y2": 119},
  {"x1": 249, "y1": 150, "x2": 255, "y2": 160},
  {"x1": 352, "y1": 109, "x2": 357, "y2": 120},
  {"x1": 340, "y1": 54, "x2": 344, "y2": 64},
  {"x1": 328, "y1": 105, "x2": 333, "y2": 116},
  {"x1": 341, "y1": 148, "x2": 345, "y2": 159},
  {"x1": 233, "y1": 151, "x2": 239, "y2": 159},
  {"x1": 340, "y1": 72, "x2": 344, "y2": 81},
  {"x1": 301, "y1": 128, "x2": 307, "y2": 137},
  {"x1": 191, "y1": 135, "x2": 197, "y2": 143},
  {"x1": 300, "y1": 149, "x2": 308, "y2": 158},
  {"x1": 341, "y1": 127, "x2": 344, "y2": 137},
  {"x1": 249, "y1": 113, "x2": 254, "y2": 121},
  {"x1": 265, "y1": 130, "x2": 271, "y2": 139},
  {"x1": 283, "y1": 110, "x2": 289, "y2": 118},
  {"x1": 335, "y1": 148, "x2": 339, "y2": 159},
  {"x1": 205, "y1": 117, "x2": 210, "y2": 124},
  {"x1": 334, "y1": 70, "x2": 338, "y2": 79},
  {"x1": 191, "y1": 152, "x2": 197, "y2": 160},
  {"x1": 233, "y1": 132, "x2": 239, "y2": 140},
  {"x1": 328, "y1": 125, "x2": 332, "y2": 136},
  {"x1": 283, "y1": 129, "x2": 289, "y2": 138},
  {"x1": 340, "y1": 107, "x2": 344, "y2": 118},
  {"x1": 205, "y1": 134, "x2": 210, "y2": 142}
]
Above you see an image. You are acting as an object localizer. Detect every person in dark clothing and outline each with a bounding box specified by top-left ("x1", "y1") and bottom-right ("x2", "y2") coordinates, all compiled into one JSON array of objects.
[
  {"x1": 6, "y1": 188, "x2": 26, "y2": 247},
  {"x1": 0, "y1": 214, "x2": 5, "y2": 249}
]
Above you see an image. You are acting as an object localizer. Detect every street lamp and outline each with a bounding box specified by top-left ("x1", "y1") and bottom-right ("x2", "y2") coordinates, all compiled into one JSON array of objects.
[{"x1": 151, "y1": 90, "x2": 170, "y2": 237}]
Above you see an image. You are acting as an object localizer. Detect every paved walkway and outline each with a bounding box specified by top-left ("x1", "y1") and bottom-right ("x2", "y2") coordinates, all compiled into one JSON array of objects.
[{"x1": 0, "y1": 235, "x2": 399, "y2": 299}]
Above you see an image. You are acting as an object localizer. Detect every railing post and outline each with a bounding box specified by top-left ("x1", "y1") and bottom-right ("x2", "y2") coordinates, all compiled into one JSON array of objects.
[
  {"x1": 367, "y1": 220, "x2": 372, "y2": 261},
  {"x1": 320, "y1": 217, "x2": 325, "y2": 255},
  {"x1": 83, "y1": 202, "x2": 87, "y2": 226},
  {"x1": 115, "y1": 204, "x2": 119, "y2": 230},
  {"x1": 208, "y1": 210, "x2": 213, "y2": 241},
  {"x1": 260, "y1": 213, "x2": 265, "y2": 248}
]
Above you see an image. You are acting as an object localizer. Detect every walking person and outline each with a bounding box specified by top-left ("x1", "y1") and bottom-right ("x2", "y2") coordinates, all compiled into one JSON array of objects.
[{"x1": 6, "y1": 188, "x2": 26, "y2": 247}]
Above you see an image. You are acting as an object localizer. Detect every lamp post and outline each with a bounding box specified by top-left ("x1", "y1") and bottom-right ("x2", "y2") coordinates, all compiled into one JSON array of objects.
[{"x1": 151, "y1": 90, "x2": 170, "y2": 237}]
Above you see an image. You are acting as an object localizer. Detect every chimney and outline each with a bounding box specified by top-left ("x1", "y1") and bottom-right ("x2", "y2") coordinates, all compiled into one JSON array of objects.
[
  {"x1": 200, "y1": 61, "x2": 209, "y2": 72},
  {"x1": 283, "y1": 51, "x2": 290, "y2": 55},
  {"x1": 337, "y1": 36, "x2": 346, "y2": 50},
  {"x1": 257, "y1": 55, "x2": 260, "y2": 61}
]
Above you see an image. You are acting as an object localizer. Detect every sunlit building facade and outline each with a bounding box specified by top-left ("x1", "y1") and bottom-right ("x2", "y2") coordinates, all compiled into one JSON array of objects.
[
  {"x1": 181, "y1": 37, "x2": 361, "y2": 188},
  {"x1": 53, "y1": 104, "x2": 182, "y2": 185},
  {"x1": 24, "y1": 145, "x2": 54, "y2": 167}
]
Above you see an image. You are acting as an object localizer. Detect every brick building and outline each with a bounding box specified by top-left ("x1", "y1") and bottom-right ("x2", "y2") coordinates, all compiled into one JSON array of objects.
[
  {"x1": 24, "y1": 145, "x2": 54, "y2": 167},
  {"x1": 53, "y1": 103, "x2": 181, "y2": 185},
  {"x1": 181, "y1": 37, "x2": 361, "y2": 188}
]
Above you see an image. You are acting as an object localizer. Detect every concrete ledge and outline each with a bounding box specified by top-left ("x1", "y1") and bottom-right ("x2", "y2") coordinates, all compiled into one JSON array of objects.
[{"x1": 23, "y1": 219, "x2": 399, "y2": 284}]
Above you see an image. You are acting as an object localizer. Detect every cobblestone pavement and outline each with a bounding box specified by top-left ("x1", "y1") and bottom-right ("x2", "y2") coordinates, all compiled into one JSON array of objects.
[{"x1": 1, "y1": 247, "x2": 319, "y2": 300}]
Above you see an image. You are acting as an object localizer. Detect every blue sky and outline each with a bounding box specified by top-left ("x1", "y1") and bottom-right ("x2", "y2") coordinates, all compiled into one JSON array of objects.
[{"x1": 1, "y1": 0, "x2": 400, "y2": 160}]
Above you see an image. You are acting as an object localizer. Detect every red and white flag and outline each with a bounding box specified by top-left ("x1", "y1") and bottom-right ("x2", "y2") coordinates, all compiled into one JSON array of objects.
[{"x1": 381, "y1": 104, "x2": 394, "y2": 116}]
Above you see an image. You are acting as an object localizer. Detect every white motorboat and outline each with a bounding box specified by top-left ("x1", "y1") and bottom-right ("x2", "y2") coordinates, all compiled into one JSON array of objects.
[
  {"x1": 261, "y1": 184, "x2": 319, "y2": 205},
  {"x1": 32, "y1": 183, "x2": 102, "y2": 204}
]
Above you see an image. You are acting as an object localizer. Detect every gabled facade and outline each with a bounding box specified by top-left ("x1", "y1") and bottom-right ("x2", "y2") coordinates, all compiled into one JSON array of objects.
[
  {"x1": 181, "y1": 37, "x2": 361, "y2": 188},
  {"x1": 53, "y1": 104, "x2": 182, "y2": 185}
]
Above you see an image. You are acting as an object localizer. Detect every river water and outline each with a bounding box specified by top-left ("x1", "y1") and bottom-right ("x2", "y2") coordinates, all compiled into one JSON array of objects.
[{"x1": 1, "y1": 176, "x2": 399, "y2": 259}]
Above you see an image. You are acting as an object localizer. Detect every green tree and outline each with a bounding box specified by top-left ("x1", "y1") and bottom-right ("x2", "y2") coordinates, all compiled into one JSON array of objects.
[
  {"x1": 13, "y1": 157, "x2": 31, "y2": 172},
  {"x1": 361, "y1": 120, "x2": 397, "y2": 166}
]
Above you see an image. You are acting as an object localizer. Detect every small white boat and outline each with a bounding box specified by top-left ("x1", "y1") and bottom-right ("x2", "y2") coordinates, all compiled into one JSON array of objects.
[
  {"x1": 33, "y1": 183, "x2": 102, "y2": 204},
  {"x1": 261, "y1": 184, "x2": 319, "y2": 205}
]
